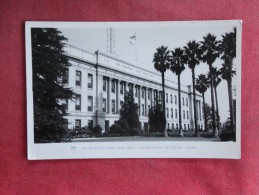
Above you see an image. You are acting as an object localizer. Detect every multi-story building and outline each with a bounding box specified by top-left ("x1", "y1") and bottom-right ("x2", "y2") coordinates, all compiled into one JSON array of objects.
[{"x1": 62, "y1": 44, "x2": 204, "y2": 133}]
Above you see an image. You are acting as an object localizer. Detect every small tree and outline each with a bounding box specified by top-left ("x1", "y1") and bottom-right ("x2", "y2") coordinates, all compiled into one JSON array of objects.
[
  {"x1": 148, "y1": 92, "x2": 166, "y2": 134},
  {"x1": 120, "y1": 90, "x2": 141, "y2": 131}
]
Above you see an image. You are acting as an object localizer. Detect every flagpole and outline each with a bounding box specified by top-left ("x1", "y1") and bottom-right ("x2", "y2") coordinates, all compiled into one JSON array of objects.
[{"x1": 135, "y1": 33, "x2": 137, "y2": 63}]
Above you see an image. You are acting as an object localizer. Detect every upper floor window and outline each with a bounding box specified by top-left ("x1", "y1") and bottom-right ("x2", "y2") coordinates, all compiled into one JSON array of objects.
[
  {"x1": 111, "y1": 80, "x2": 115, "y2": 93},
  {"x1": 88, "y1": 73, "x2": 93, "y2": 88},
  {"x1": 166, "y1": 93, "x2": 168, "y2": 103},
  {"x1": 142, "y1": 104, "x2": 144, "y2": 116},
  {"x1": 75, "y1": 94, "x2": 81, "y2": 111},
  {"x1": 175, "y1": 95, "x2": 177, "y2": 105},
  {"x1": 171, "y1": 108, "x2": 173, "y2": 118},
  {"x1": 103, "y1": 98, "x2": 106, "y2": 113},
  {"x1": 170, "y1": 94, "x2": 173, "y2": 103},
  {"x1": 135, "y1": 87, "x2": 138, "y2": 97},
  {"x1": 183, "y1": 110, "x2": 185, "y2": 119},
  {"x1": 148, "y1": 90, "x2": 151, "y2": 100},
  {"x1": 103, "y1": 78, "x2": 107, "y2": 91},
  {"x1": 175, "y1": 109, "x2": 177, "y2": 119},
  {"x1": 142, "y1": 88, "x2": 145, "y2": 98},
  {"x1": 112, "y1": 100, "x2": 115, "y2": 114},
  {"x1": 62, "y1": 68, "x2": 69, "y2": 84},
  {"x1": 76, "y1": 70, "x2": 81, "y2": 86},
  {"x1": 120, "y1": 84, "x2": 124, "y2": 94},
  {"x1": 186, "y1": 98, "x2": 188, "y2": 107},
  {"x1": 166, "y1": 108, "x2": 169, "y2": 118},
  {"x1": 182, "y1": 97, "x2": 185, "y2": 106},
  {"x1": 88, "y1": 96, "x2": 93, "y2": 111},
  {"x1": 187, "y1": 111, "x2": 189, "y2": 119}
]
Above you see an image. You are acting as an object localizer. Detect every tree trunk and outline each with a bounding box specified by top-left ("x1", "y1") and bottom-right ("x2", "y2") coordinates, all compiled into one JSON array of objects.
[
  {"x1": 161, "y1": 72, "x2": 167, "y2": 136},
  {"x1": 192, "y1": 68, "x2": 199, "y2": 137},
  {"x1": 178, "y1": 75, "x2": 183, "y2": 137},
  {"x1": 214, "y1": 85, "x2": 220, "y2": 133},
  {"x1": 202, "y1": 93, "x2": 208, "y2": 131},
  {"x1": 209, "y1": 64, "x2": 216, "y2": 137},
  {"x1": 228, "y1": 78, "x2": 234, "y2": 130}
]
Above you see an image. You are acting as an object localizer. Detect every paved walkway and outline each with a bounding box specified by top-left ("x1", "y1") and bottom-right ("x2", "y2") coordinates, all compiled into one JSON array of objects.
[{"x1": 71, "y1": 136, "x2": 221, "y2": 142}]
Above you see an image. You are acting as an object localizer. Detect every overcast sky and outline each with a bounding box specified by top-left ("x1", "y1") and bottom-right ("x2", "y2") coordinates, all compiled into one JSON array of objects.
[{"x1": 59, "y1": 21, "x2": 239, "y2": 123}]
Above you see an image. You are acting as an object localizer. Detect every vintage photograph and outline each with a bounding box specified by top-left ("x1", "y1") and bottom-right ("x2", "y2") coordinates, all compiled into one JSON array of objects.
[{"x1": 26, "y1": 21, "x2": 241, "y2": 159}]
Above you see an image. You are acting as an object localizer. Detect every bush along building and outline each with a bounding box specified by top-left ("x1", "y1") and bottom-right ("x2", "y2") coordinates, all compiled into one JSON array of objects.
[{"x1": 61, "y1": 44, "x2": 204, "y2": 134}]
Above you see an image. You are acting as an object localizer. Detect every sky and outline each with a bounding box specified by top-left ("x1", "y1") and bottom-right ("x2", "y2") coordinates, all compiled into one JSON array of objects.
[{"x1": 59, "y1": 21, "x2": 239, "y2": 123}]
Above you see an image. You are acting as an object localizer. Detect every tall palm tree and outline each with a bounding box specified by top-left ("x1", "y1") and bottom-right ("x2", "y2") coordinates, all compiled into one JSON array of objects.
[
  {"x1": 200, "y1": 34, "x2": 220, "y2": 137},
  {"x1": 168, "y1": 47, "x2": 186, "y2": 137},
  {"x1": 153, "y1": 46, "x2": 170, "y2": 135},
  {"x1": 195, "y1": 74, "x2": 209, "y2": 131},
  {"x1": 184, "y1": 41, "x2": 202, "y2": 137},
  {"x1": 219, "y1": 28, "x2": 236, "y2": 130},
  {"x1": 208, "y1": 67, "x2": 221, "y2": 132}
]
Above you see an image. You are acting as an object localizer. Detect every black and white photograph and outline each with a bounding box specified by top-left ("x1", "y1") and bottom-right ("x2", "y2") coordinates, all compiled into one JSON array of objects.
[{"x1": 26, "y1": 21, "x2": 241, "y2": 159}]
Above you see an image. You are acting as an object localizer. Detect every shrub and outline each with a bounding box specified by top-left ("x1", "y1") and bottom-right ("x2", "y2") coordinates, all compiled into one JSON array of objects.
[
  {"x1": 92, "y1": 125, "x2": 102, "y2": 137},
  {"x1": 109, "y1": 124, "x2": 126, "y2": 136}
]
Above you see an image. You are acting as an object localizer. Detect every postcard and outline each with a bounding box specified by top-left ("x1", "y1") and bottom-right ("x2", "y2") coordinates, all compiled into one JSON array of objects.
[{"x1": 26, "y1": 20, "x2": 241, "y2": 159}]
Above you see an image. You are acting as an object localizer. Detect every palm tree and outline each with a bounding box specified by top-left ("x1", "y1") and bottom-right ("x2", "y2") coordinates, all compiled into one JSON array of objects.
[
  {"x1": 195, "y1": 74, "x2": 209, "y2": 131},
  {"x1": 168, "y1": 47, "x2": 186, "y2": 137},
  {"x1": 219, "y1": 28, "x2": 236, "y2": 130},
  {"x1": 208, "y1": 67, "x2": 221, "y2": 132},
  {"x1": 200, "y1": 34, "x2": 220, "y2": 137},
  {"x1": 153, "y1": 46, "x2": 170, "y2": 135},
  {"x1": 184, "y1": 41, "x2": 202, "y2": 137}
]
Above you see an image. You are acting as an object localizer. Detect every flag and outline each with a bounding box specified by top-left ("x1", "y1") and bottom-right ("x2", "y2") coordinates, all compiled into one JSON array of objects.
[{"x1": 129, "y1": 34, "x2": 136, "y2": 46}]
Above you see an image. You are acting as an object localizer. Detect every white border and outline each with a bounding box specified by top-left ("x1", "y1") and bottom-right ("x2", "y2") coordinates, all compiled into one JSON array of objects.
[{"x1": 26, "y1": 20, "x2": 242, "y2": 160}]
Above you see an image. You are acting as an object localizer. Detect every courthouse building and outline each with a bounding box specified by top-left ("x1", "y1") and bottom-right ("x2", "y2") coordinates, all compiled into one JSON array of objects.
[{"x1": 62, "y1": 44, "x2": 204, "y2": 133}]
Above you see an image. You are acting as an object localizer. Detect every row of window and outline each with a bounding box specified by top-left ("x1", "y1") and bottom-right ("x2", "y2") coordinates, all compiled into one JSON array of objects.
[
  {"x1": 74, "y1": 95, "x2": 93, "y2": 111},
  {"x1": 62, "y1": 69, "x2": 93, "y2": 88},
  {"x1": 75, "y1": 119, "x2": 93, "y2": 130},
  {"x1": 166, "y1": 108, "x2": 189, "y2": 120}
]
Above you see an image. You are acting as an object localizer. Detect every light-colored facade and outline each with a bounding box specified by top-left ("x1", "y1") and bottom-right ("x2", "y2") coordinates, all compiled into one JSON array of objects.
[{"x1": 62, "y1": 44, "x2": 204, "y2": 133}]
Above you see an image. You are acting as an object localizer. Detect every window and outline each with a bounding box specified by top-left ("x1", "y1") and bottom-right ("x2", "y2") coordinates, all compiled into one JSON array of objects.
[
  {"x1": 63, "y1": 99, "x2": 68, "y2": 111},
  {"x1": 111, "y1": 81, "x2": 115, "y2": 93},
  {"x1": 166, "y1": 108, "x2": 169, "y2": 118},
  {"x1": 171, "y1": 108, "x2": 173, "y2": 118},
  {"x1": 175, "y1": 95, "x2": 177, "y2": 104},
  {"x1": 175, "y1": 109, "x2": 177, "y2": 119},
  {"x1": 183, "y1": 110, "x2": 185, "y2": 119},
  {"x1": 166, "y1": 93, "x2": 168, "y2": 103},
  {"x1": 148, "y1": 90, "x2": 151, "y2": 100},
  {"x1": 182, "y1": 97, "x2": 185, "y2": 106},
  {"x1": 172, "y1": 123, "x2": 174, "y2": 130},
  {"x1": 62, "y1": 68, "x2": 69, "y2": 84},
  {"x1": 103, "y1": 78, "x2": 107, "y2": 91},
  {"x1": 176, "y1": 123, "x2": 178, "y2": 130},
  {"x1": 188, "y1": 124, "x2": 190, "y2": 130},
  {"x1": 103, "y1": 98, "x2": 106, "y2": 113},
  {"x1": 88, "y1": 120, "x2": 93, "y2": 130},
  {"x1": 187, "y1": 111, "x2": 189, "y2": 119},
  {"x1": 88, "y1": 73, "x2": 93, "y2": 88},
  {"x1": 186, "y1": 98, "x2": 188, "y2": 107},
  {"x1": 112, "y1": 100, "x2": 115, "y2": 114},
  {"x1": 148, "y1": 105, "x2": 151, "y2": 112},
  {"x1": 75, "y1": 94, "x2": 81, "y2": 111},
  {"x1": 88, "y1": 96, "x2": 93, "y2": 111},
  {"x1": 75, "y1": 119, "x2": 81, "y2": 130},
  {"x1": 76, "y1": 70, "x2": 81, "y2": 86},
  {"x1": 142, "y1": 88, "x2": 145, "y2": 98},
  {"x1": 142, "y1": 104, "x2": 144, "y2": 116},
  {"x1": 170, "y1": 94, "x2": 173, "y2": 103},
  {"x1": 135, "y1": 87, "x2": 138, "y2": 97},
  {"x1": 120, "y1": 84, "x2": 124, "y2": 94},
  {"x1": 184, "y1": 124, "x2": 186, "y2": 130}
]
